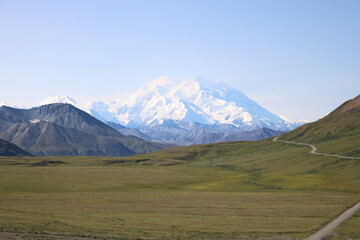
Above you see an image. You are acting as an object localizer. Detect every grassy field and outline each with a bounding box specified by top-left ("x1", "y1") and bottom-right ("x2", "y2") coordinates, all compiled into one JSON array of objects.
[{"x1": 0, "y1": 138, "x2": 360, "y2": 239}]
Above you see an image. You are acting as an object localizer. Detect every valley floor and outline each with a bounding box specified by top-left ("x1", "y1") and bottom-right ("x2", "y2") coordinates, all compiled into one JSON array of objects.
[
  {"x1": 0, "y1": 139, "x2": 359, "y2": 239},
  {"x1": 0, "y1": 190, "x2": 358, "y2": 239}
]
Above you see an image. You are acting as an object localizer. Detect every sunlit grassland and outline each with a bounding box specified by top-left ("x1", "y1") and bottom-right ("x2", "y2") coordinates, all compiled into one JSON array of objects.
[
  {"x1": 0, "y1": 139, "x2": 359, "y2": 239},
  {"x1": 0, "y1": 191, "x2": 356, "y2": 239}
]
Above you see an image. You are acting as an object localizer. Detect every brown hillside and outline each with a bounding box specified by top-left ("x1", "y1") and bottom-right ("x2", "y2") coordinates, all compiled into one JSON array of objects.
[
  {"x1": 280, "y1": 95, "x2": 360, "y2": 157},
  {"x1": 331, "y1": 94, "x2": 360, "y2": 114}
]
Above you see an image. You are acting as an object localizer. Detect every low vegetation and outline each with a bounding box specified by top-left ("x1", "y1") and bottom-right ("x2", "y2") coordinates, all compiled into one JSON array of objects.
[{"x1": 0, "y1": 136, "x2": 359, "y2": 239}]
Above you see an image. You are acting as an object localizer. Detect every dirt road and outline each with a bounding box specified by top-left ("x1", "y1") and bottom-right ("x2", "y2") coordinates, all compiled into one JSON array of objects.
[
  {"x1": 273, "y1": 136, "x2": 360, "y2": 160},
  {"x1": 305, "y1": 201, "x2": 360, "y2": 240}
]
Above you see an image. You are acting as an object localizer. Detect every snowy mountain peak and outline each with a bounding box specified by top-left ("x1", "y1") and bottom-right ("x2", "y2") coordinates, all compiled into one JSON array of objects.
[
  {"x1": 147, "y1": 76, "x2": 174, "y2": 88},
  {"x1": 38, "y1": 77, "x2": 304, "y2": 133},
  {"x1": 141, "y1": 75, "x2": 222, "y2": 95},
  {"x1": 82, "y1": 76, "x2": 303, "y2": 131},
  {"x1": 39, "y1": 96, "x2": 77, "y2": 106},
  {"x1": 190, "y1": 75, "x2": 222, "y2": 88}
]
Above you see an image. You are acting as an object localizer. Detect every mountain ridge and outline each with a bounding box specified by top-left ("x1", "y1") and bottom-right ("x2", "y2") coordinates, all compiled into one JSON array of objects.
[
  {"x1": 0, "y1": 104, "x2": 172, "y2": 156},
  {"x1": 280, "y1": 94, "x2": 360, "y2": 157},
  {"x1": 36, "y1": 76, "x2": 306, "y2": 145},
  {"x1": 0, "y1": 138, "x2": 32, "y2": 157}
]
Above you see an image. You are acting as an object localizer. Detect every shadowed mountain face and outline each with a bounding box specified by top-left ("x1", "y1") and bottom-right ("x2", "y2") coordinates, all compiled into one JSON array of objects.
[
  {"x1": 107, "y1": 121, "x2": 283, "y2": 146},
  {"x1": 280, "y1": 95, "x2": 360, "y2": 157},
  {"x1": 191, "y1": 127, "x2": 283, "y2": 145},
  {"x1": 0, "y1": 104, "x2": 171, "y2": 157},
  {"x1": 0, "y1": 138, "x2": 32, "y2": 156}
]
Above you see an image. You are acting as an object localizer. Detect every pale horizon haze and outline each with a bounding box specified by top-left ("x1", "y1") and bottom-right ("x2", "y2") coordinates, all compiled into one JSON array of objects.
[{"x1": 0, "y1": 0, "x2": 359, "y2": 121}]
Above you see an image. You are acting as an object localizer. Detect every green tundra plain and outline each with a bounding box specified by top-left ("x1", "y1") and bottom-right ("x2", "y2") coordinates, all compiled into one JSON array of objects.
[{"x1": 0, "y1": 135, "x2": 359, "y2": 239}]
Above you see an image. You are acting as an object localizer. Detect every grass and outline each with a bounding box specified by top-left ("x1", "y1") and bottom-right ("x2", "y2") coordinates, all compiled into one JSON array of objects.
[
  {"x1": 0, "y1": 138, "x2": 359, "y2": 239},
  {"x1": 0, "y1": 192, "x2": 355, "y2": 239}
]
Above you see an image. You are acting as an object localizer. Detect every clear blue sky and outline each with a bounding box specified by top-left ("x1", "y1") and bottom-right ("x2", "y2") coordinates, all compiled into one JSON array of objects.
[{"x1": 0, "y1": 0, "x2": 359, "y2": 121}]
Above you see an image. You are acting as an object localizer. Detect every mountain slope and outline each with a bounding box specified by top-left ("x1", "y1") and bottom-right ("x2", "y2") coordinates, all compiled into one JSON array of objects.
[
  {"x1": 0, "y1": 138, "x2": 32, "y2": 156},
  {"x1": 280, "y1": 95, "x2": 360, "y2": 157},
  {"x1": 0, "y1": 104, "x2": 171, "y2": 157},
  {"x1": 107, "y1": 121, "x2": 154, "y2": 141},
  {"x1": 191, "y1": 127, "x2": 283, "y2": 145}
]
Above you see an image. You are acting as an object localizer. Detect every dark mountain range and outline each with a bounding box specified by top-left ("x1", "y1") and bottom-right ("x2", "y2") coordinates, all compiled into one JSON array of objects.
[
  {"x1": 109, "y1": 120, "x2": 282, "y2": 146},
  {"x1": 0, "y1": 104, "x2": 172, "y2": 157},
  {"x1": 0, "y1": 138, "x2": 32, "y2": 156},
  {"x1": 107, "y1": 121, "x2": 154, "y2": 141},
  {"x1": 191, "y1": 127, "x2": 283, "y2": 145}
]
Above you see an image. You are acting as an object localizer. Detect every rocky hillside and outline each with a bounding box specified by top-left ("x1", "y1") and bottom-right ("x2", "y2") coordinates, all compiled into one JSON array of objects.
[
  {"x1": 0, "y1": 138, "x2": 32, "y2": 157},
  {"x1": 0, "y1": 104, "x2": 172, "y2": 157}
]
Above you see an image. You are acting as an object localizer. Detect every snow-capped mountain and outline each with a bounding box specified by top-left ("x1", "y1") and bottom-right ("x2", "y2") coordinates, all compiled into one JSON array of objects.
[
  {"x1": 38, "y1": 76, "x2": 306, "y2": 145},
  {"x1": 88, "y1": 76, "x2": 303, "y2": 130},
  {"x1": 39, "y1": 96, "x2": 77, "y2": 106},
  {"x1": 82, "y1": 101, "x2": 119, "y2": 123}
]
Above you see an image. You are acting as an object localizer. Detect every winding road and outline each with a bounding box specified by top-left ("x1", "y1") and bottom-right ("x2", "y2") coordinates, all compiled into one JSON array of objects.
[
  {"x1": 273, "y1": 136, "x2": 360, "y2": 239},
  {"x1": 273, "y1": 136, "x2": 360, "y2": 160}
]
